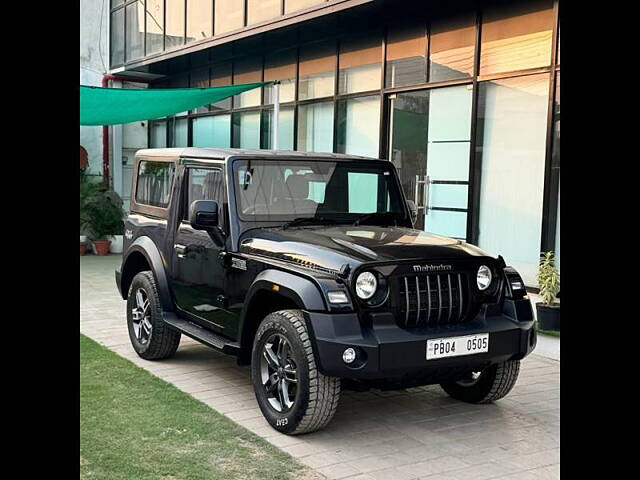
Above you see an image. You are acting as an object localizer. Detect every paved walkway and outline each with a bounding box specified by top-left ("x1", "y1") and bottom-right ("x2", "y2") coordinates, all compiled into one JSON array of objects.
[{"x1": 81, "y1": 255, "x2": 559, "y2": 480}]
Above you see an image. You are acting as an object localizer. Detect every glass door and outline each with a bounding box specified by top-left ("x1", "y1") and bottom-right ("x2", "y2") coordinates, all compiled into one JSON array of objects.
[{"x1": 388, "y1": 85, "x2": 473, "y2": 239}]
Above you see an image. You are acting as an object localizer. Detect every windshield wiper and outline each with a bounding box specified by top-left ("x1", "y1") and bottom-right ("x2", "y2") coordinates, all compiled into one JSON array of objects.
[
  {"x1": 352, "y1": 212, "x2": 398, "y2": 227},
  {"x1": 282, "y1": 217, "x2": 337, "y2": 230}
]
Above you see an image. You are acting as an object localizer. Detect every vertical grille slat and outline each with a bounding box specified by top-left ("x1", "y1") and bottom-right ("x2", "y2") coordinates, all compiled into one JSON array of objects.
[{"x1": 397, "y1": 269, "x2": 470, "y2": 329}]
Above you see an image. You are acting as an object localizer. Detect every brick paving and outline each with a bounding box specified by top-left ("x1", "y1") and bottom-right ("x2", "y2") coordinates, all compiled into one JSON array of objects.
[{"x1": 80, "y1": 255, "x2": 560, "y2": 480}]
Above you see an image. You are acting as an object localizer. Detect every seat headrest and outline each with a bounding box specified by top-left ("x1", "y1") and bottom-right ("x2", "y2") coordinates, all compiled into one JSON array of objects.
[{"x1": 284, "y1": 174, "x2": 309, "y2": 200}]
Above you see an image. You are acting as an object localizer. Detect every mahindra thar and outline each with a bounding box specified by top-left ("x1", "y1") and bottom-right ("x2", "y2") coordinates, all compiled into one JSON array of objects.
[{"x1": 115, "y1": 148, "x2": 536, "y2": 435}]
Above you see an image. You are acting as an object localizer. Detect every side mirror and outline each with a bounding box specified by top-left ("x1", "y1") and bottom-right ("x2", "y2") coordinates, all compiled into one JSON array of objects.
[
  {"x1": 406, "y1": 200, "x2": 418, "y2": 226},
  {"x1": 190, "y1": 200, "x2": 219, "y2": 230}
]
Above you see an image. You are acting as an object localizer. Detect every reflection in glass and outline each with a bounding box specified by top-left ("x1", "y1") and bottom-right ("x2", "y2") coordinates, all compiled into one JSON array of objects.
[
  {"x1": 211, "y1": 63, "x2": 233, "y2": 110},
  {"x1": 338, "y1": 33, "x2": 381, "y2": 94},
  {"x1": 264, "y1": 50, "x2": 296, "y2": 104},
  {"x1": 476, "y1": 73, "x2": 550, "y2": 284},
  {"x1": 145, "y1": 0, "x2": 164, "y2": 55},
  {"x1": 190, "y1": 67, "x2": 210, "y2": 113},
  {"x1": 193, "y1": 115, "x2": 231, "y2": 147},
  {"x1": 125, "y1": 1, "x2": 145, "y2": 62},
  {"x1": 215, "y1": 0, "x2": 244, "y2": 34},
  {"x1": 299, "y1": 41, "x2": 335, "y2": 100},
  {"x1": 232, "y1": 111, "x2": 261, "y2": 149},
  {"x1": 297, "y1": 102, "x2": 334, "y2": 153},
  {"x1": 337, "y1": 95, "x2": 381, "y2": 158},
  {"x1": 262, "y1": 107, "x2": 295, "y2": 150},
  {"x1": 247, "y1": 0, "x2": 281, "y2": 25},
  {"x1": 165, "y1": 0, "x2": 185, "y2": 49},
  {"x1": 429, "y1": 10, "x2": 475, "y2": 82},
  {"x1": 150, "y1": 121, "x2": 167, "y2": 147},
  {"x1": 480, "y1": 0, "x2": 554, "y2": 76},
  {"x1": 233, "y1": 57, "x2": 262, "y2": 108},
  {"x1": 385, "y1": 19, "x2": 427, "y2": 88},
  {"x1": 110, "y1": 9, "x2": 124, "y2": 66},
  {"x1": 172, "y1": 118, "x2": 189, "y2": 147},
  {"x1": 187, "y1": 0, "x2": 213, "y2": 43}
]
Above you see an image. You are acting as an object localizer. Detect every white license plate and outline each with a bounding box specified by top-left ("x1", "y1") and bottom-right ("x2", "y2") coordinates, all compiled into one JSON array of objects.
[{"x1": 426, "y1": 334, "x2": 489, "y2": 360}]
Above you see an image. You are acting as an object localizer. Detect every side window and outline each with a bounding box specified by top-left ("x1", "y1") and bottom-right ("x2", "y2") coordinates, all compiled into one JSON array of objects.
[
  {"x1": 184, "y1": 168, "x2": 225, "y2": 220},
  {"x1": 135, "y1": 161, "x2": 175, "y2": 208}
]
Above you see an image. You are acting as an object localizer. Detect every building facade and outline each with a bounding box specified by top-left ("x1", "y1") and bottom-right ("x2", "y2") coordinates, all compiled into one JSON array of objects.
[{"x1": 107, "y1": 0, "x2": 560, "y2": 286}]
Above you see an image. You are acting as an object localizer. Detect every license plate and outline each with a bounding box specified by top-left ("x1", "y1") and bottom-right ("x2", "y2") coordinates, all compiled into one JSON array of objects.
[{"x1": 426, "y1": 333, "x2": 489, "y2": 360}]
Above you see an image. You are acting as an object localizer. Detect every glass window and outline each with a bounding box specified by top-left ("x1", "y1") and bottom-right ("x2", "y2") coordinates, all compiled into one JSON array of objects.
[
  {"x1": 480, "y1": 0, "x2": 554, "y2": 76},
  {"x1": 215, "y1": 0, "x2": 244, "y2": 34},
  {"x1": 171, "y1": 118, "x2": 189, "y2": 147},
  {"x1": 165, "y1": 0, "x2": 185, "y2": 49},
  {"x1": 150, "y1": 120, "x2": 167, "y2": 147},
  {"x1": 145, "y1": 0, "x2": 164, "y2": 55},
  {"x1": 192, "y1": 115, "x2": 231, "y2": 147},
  {"x1": 337, "y1": 95, "x2": 381, "y2": 158},
  {"x1": 429, "y1": 9, "x2": 476, "y2": 82},
  {"x1": 136, "y1": 161, "x2": 175, "y2": 208},
  {"x1": 338, "y1": 32, "x2": 382, "y2": 94},
  {"x1": 190, "y1": 67, "x2": 210, "y2": 113},
  {"x1": 247, "y1": 0, "x2": 281, "y2": 25},
  {"x1": 476, "y1": 73, "x2": 550, "y2": 285},
  {"x1": 285, "y1": 0, "x2": 323, "y2": 13},
  {"x1": 264, "y1": 50, "x2": 296, "y2": 104},
  {"x1": 187, "y1": 0, "x2": 212, "y2": 43},
  {"x1": 233, "y1": 56, "x2": 262, "y2": 108},
  {"x1": 552, "y1": 72, "x2": 560, "y2": 270},
  {"x1": 211, "y1": 63, "x2": 233, "y2": 110},
  {"x1": 299, "y1": 41, "x2": 335, "y2": 100},
  {"x1": 187, "y1": 168, "x2": 225, "y2": 221},
  {"x1": 170, "y1": 74, "x2": 190, "y2": 116},
  {"x1": 232, "y1": 111, "x2": 261, "y2": 149},
  {"x1": 261, "y1": 107, "x2": 295, "y2": 150},
  {"x1": 233, "y1": 159, "x2": 406, "y2": 221},
  {"x1": 110, "y1": 9, "x2": 124, "y2": 67},
  {"x1": 125, "y1": 1, "x2": 145, "y2": 62},
  {"x1": 385, "y1": 18, "x2": 427, "y2": 88},
  {"x1": 112, "y1": 0, "x2": 124, "y2": 7},
  {"x1": 297, "y1": 102, "x2": 334, "y2": 153}
]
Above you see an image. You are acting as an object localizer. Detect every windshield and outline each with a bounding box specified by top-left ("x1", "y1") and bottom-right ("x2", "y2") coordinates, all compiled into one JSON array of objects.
[{"x1": 233, "y1": 159, "x2": 408, "y2": 225}]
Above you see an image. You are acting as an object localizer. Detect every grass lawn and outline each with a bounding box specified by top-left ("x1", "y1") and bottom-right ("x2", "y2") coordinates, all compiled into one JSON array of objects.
[{"x1": 80, "y1": 334, "x2": 313, "y2": 480}]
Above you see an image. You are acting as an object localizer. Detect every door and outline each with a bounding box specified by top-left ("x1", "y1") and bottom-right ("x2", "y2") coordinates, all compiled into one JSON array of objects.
[
  {"x1": 171, "y1": 166, "x2": 235, "y2": 335},
  {"x1": 388, "y1": 85, "x2": 473, "y2": 240}
]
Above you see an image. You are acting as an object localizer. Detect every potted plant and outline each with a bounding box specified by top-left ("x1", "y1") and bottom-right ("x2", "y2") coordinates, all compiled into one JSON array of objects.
[
  {"x1": 84, "y1": 190, "x2": 125, "y2": 256},
  {"x1": 536, "y1": 251, "x2": 560, "y2": 331},
  {"x1": 80, "y1": 170, "x2": 103, "y2": 255}
]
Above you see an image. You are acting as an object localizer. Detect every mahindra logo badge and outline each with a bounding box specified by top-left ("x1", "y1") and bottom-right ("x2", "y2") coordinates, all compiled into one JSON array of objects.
[{"x1": 412, "y1": 264, "x2": 452, "y2": 272}]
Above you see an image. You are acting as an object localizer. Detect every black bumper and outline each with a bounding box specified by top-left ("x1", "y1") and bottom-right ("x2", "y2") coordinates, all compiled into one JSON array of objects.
[{"x1": 305, "y1": 299, "x2": 536, "y2": 384}]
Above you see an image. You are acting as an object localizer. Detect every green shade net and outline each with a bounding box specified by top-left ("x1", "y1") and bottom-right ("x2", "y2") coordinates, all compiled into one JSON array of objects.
[{"x1": 80, "y1": 82, "x2": 270, "y2": 126}]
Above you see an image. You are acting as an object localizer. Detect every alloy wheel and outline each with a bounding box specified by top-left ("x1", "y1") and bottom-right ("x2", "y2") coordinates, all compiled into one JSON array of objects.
[
  {"x1": 260, "y1": 334, "x2": 298, "y2": 413},
  {"x1": 131, "y1": 288, "x2": 152, "y2": 345}
]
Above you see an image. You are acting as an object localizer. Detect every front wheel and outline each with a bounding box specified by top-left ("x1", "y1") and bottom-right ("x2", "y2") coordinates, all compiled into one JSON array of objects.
[
  {"x1": 251, "y1": 310, "x2": 341, "y2": 435},
  {"x1": 440, "y1": 360, "x2": 520, "y2": 404}
]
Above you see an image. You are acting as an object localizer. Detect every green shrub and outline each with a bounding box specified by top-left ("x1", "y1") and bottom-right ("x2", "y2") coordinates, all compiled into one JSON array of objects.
[
  {"x1": 83, "y1": 189, "x2": 125, "y2": 241},
  {"x1": 537, "y1": 251, "x2": 560, "y2": 306}
]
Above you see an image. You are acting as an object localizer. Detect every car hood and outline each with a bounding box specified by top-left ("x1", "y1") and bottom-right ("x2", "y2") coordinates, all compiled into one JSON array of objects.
[{"x1": 239, "y1": 225, "x2": 494, "y2": 274}]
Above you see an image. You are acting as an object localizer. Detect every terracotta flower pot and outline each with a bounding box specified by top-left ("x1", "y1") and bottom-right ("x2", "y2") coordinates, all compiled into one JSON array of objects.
[
  {"x1": 94, "y1": 240, "x2": 112, "y2": 256},
  {"x1": 80, "y1": 243, "x2": 87, "y2": 256}
]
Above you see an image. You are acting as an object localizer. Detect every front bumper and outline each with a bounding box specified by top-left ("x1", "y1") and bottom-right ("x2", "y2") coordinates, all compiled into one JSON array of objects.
[{"x1": 305, "y1": 298, "x2": 536, "y2": 384}]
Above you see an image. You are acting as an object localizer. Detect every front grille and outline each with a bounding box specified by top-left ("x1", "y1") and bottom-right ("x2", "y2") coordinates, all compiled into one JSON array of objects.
[{"x1": 396, "y1": 272, "x2": 470, "y2": 328}]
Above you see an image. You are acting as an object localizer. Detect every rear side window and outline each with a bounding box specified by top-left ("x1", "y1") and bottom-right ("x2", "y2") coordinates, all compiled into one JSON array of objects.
[{"x1": 135, "y1": 161, "x2": 175, "y2": 208}]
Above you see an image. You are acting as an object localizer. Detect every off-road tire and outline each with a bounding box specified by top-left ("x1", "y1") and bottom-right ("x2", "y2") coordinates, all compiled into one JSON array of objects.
[
  {"x1": 440, "y1": 360, "x2": 520, "y2": 404},
  {"x1": 127, "y1": 271, "x2": 181, "y2": 360},
  {"x1": 251, "y1": 310, "x2": 341, "y2": 435}
]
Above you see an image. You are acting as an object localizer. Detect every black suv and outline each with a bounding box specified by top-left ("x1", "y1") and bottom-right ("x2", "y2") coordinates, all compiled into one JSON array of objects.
[{"x1": 116, "y1": 148, "x2": 536, "y2": 435}]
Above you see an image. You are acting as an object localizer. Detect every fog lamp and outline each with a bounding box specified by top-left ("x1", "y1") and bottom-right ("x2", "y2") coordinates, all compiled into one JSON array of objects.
[{"x1": 342, "y1": 348, "x2": 356, "y2": 364}]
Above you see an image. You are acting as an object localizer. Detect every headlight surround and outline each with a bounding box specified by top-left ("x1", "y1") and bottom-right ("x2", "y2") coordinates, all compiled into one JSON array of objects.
[
  {"x1": 355, "y1": 271, "x2": 377, "y2": 299},
  {"x1": 477, "y1": 265, "x2": 492, "y2": 291}
]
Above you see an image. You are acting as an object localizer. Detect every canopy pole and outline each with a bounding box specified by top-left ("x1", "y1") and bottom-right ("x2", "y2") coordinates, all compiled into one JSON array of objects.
[{"x1": 272, "y1": 81, "x2": 280, "y2": 150}]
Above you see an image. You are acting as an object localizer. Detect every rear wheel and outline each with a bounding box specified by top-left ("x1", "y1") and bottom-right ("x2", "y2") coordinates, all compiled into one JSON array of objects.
[
  {"x1": 440, "y1": 360, "x2": 520, "y2": 403},
  {"x1": 127, "y1": 271, "x2": 181, "y2": 360},
  {"x1": 251, "y1": 310, "x2": 341, "y2": 435}
]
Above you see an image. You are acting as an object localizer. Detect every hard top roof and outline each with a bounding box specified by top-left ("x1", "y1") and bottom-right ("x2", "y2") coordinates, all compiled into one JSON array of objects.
[{"x1": 135, "y1": 148, "x2": 385, "y2": 163}]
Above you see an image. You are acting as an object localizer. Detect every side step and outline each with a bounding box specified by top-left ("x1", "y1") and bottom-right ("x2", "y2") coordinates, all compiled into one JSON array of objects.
[{"x1": 163, "y1": 312, "x2": 241, "y2": 356}]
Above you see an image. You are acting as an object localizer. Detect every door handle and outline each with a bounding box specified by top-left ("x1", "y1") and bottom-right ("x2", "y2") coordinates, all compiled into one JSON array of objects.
[
  {"x1": 414, "y1": 175, "x2": 431, "y2": 214},
  {"x1": 174, "y1": 243, "x2": 187, "y2": 258}
]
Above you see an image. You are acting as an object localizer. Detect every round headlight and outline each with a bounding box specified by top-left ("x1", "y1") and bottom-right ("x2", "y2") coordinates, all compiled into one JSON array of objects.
[
  {"x1": 355, "y1": 272, "x2": 377, "y2": 299},
  {"x1": 477, "y1": 265, "x2": 492, "y2": 291}
]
